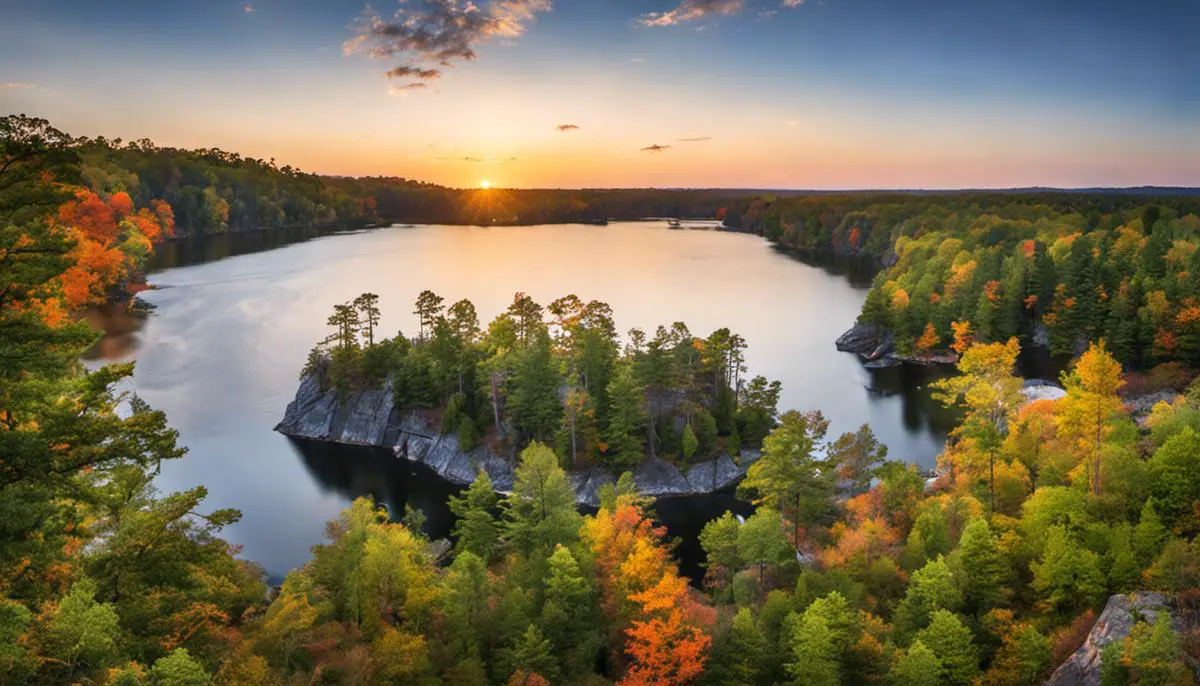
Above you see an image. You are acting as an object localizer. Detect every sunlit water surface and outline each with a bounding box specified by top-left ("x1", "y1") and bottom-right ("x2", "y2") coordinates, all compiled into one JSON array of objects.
[{"x1": 88, "y1": 223, "x2": 958, "y2": 580}]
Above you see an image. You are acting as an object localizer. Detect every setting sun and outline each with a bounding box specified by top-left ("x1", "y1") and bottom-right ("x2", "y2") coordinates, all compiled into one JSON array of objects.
[{"x1": 480, "y1": 179, "x2": 491, "y2": 189}]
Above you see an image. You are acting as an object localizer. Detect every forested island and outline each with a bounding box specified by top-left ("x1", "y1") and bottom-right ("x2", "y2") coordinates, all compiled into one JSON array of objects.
[
  {"x1": 3, "y1": 113, "x2": 1199, "y2": 685},
  {"x1": 277, "y1": 291, "x2": 803, "y2": 503}
]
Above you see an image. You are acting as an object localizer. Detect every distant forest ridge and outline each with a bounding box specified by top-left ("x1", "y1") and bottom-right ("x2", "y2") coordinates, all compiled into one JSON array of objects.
[{"x1": 58, "y1": 124, "x2": 1199, "y2": 235}]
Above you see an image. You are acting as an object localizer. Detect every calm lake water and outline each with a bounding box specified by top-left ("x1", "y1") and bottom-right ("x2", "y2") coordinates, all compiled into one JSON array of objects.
[{"x1": 88, "y1": 222, "x2": 959, "y2": 581}]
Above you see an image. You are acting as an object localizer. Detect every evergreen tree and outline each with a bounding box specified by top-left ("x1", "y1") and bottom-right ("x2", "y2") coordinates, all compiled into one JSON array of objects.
[
  {"x1": 914, "y1": 610, "x2": 979, "y2": 686},
  {"x1": 509, "y1": 330, "x2": 562, "y2": 443},
  {"x1": 954, "y1": 518, "x2": 1008, "y2": 616},
  {"x1": 890, "y1": 640, "x2": 942, "y2": 686},
  {"x1": 740, "y1": 410, "x2": 833, "y2": 547},
  {"x1": 603, "y1": 363, "x2": 647, "y2": 470},
  {"x1": 449, "y1": 470, "x2": 500, "y2": 562},
  {"x1": 788, "y1": 612, "x2": 839, "y2": 686}
]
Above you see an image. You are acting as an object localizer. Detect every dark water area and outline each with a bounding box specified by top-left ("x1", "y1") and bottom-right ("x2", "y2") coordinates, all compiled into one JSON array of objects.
[{"x1": 87, "y1": 222, "x2": 964, "y2": 582}]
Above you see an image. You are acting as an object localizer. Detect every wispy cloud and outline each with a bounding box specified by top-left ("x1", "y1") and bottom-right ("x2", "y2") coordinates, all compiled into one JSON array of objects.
[
  {"x1": 386, "y1": 65, "x2": 442, "y2": 81},
  {"x1": 630, "y1": 57, "x2": 646, "y2": 63},
  {"x1": 677, "y1": 136, "x2": 712, "y2": 142},
  {"x1": 640, "y1": 144, "x2": 672, "y2": 152},
  {"x1": 640, "y1": 0, "x2": 743, "y2": 27},
  {"x1": 782, "y1": 0, "x2": 803, "y2": 6},
  {"x1": 243, "y1": 3, "x2": 254, "y2": 12},
  {"x1": 0, "y1": 82, "x2": 37, "y2": 90},
  {"x1": 556, "y1": 124, "x2": 579, "y2": 132},
  {"x1": 433, "y1": 154, "x2": 519, "y2": 163},
  {"x1": 389, "y1": 83, "x2": 430, "y2": 95},
  {"x1": 345, "y1": 0, "x2": 553, "y2": 91}
]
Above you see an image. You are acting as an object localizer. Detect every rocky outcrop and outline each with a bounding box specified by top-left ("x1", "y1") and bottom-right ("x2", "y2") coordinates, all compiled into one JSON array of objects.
[
  {"x1": 276, "y1": 370, "x2": 758, "y2": 507},
  {"x1": 1022, "y1": 379, "x2": 1067, "y2": 404},
  {"x1": 836, "y1": 323, "x2": 957, "y2": 368},
  {"x1": 1046, "y1": 592, "x2": 1199, "y2": 686},
  {"x1": 836, "y1": 323, "x2": 890, "y2": 356}
]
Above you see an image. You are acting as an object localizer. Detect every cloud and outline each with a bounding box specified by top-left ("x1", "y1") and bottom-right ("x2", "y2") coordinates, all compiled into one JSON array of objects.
[
  {"x1": 640, "y1": 0, "x2": 743, "y2": 26},
  {"x1": 630, "y1": 57, "x2": 645, "y2": 63},
  {"x1": 640, "y1": 144, "x2": 672, "y2": 152},
  {"x1": 389, "y1": 83, "x2": 430, "y2": 95},
  {"x1": 345, "y1": 0, "x2": 552, "y2": 90},
  {"x1": 386, "y1": 65, "x2": 442, "y2": 80},
  {"x1": 782, "y1": 0, "x2": 803, "y2": 6},
  {"x1": 434, "y1": 154, "x2": 518, "y2": 163},
  {"x1": 556, "y1": 124, "x2": 579, "y2": 132},
  {"x1": 243, "y1": 3, "x2": 254, "y2": 12},
  {"x1": 0, "y1": 82, "x2": 37, "y2": 90},
  {"x1": 677, "y1": 136, "x2": 712, "y2": 142}
]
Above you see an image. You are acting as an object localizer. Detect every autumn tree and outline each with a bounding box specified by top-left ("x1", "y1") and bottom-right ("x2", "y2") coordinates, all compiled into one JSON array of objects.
[
  {"x1": 933, "y1": 337, "x2": 1023, "y2": 516},
  {"x1": 1056, "y1": 341, "x2": 1125, "y2": 495}
]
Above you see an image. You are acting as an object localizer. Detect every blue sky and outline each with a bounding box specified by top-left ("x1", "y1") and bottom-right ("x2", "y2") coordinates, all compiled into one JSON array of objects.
[{"x1": 2, "y1": 0, "x2": 1197, "y2": 188}]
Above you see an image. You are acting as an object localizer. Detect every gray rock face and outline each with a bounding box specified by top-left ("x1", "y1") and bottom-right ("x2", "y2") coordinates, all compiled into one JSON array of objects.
[
  {"x1": 836, "y1": 323, "x2": 889, "y2": 355},
  {"x1": 1022, "y1": 379, "x2": 1067, "y2": 404},
  {"x1": 1046, "y1": 592, "x2": 1198, "y2": 686},
  {"x1": 276, "y1": 371, "x2": 757, "y2": 505}
]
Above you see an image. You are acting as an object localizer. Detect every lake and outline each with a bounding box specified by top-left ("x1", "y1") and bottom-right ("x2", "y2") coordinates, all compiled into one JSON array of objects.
[{"x1": 87, "y1": 222, "x2": 959, "y2": 581}]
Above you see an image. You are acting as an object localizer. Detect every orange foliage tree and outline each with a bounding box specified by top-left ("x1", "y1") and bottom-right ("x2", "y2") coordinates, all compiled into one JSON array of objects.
[
  {"x1": 54, "y1": 188, "x2": 171, "y2": 308},
  {"x1": 619, "y1": 572, "x2": 711, "y2": 686}
]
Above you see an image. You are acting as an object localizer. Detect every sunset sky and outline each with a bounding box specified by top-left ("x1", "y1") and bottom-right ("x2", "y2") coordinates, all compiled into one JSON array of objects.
[{"x1": 2, "y1": 0, "x2": 1197, "y2": 189}]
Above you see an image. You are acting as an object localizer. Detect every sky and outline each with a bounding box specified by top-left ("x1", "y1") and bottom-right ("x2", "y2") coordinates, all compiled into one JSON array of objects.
[{"x1": 1, "y1": 0, "x2": 1197, "y2": 189}]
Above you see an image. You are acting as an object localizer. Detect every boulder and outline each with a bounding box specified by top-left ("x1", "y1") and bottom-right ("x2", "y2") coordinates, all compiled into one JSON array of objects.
[
  {"x1": 835, "y1": 323, "x2": 889, "y2": 355},
  {"x1": 633, "y1": 457, "x2": 694, "y2": 497},
  {"x1": 1022, "y1": 379, "x2": 1067, "y2": 404}
]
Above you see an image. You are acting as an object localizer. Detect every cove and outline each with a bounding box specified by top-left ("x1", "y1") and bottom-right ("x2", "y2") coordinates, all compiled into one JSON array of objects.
[{"x1": 87, "y1": 222, "x2": 959, "y2": 581}]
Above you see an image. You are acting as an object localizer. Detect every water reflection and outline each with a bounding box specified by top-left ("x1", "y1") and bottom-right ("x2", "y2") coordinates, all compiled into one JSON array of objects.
[
  {"x1": 87, "y1": 222, "x2": 968, "y2": 579},
  {"x1": 290, "y1": 437, "x2": 463, "y2": 540}
]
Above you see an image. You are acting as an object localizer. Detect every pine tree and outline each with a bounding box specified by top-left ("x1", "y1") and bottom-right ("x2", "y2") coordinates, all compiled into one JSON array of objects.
[
  {"x1": 788, "y1": 612, "x2": 839, "y2": 686},
  {"x1": 604, "y1": 363, "x2": 647, "y2": 470},
  {"x1": 954, "y1": 518, "x2": 1008, "y2": 616},
  {"x1": 891, "y1": 640, "x2": 942, "y2": 686},
  {"x1": 914, "y1": 610, "x2": 979, "y2": 686},
  {"x1": 449, "y1": 470, "x2": 500, "y2": 562}
]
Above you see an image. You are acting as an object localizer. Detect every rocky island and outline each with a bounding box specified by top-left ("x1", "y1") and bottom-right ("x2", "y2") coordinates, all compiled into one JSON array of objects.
[
  {"x1": 275, "y1": 363, "x2": 761, "y2": 507},
  {"x1": 276, "y1": 290, "x2": 781, "y2": 506}
]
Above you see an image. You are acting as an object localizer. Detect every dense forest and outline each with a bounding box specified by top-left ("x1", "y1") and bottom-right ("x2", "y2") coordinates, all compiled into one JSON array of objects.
[
  {"x1": 47, "y1": 116, "x2": 745, "y2": 235},
  {"x1": 725, "y1": 192, "x2": 1200, "y2": 369},
  {"x1": 307, "y1": 290, "x2": 785, "y2": 472},
  {"x1": 3, "y1": 112, "x2": 1199, "y2": 685}
]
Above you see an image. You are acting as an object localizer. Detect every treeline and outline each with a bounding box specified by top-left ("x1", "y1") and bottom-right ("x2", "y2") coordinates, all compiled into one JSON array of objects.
[
  {"x1": 308, "y1": 291, "x2": 783, "y2": 471},
  {"x1": 8, "y1": 114, "x2": 739, "y2": 236},
  {"x1": 726, "y1": 191, "x2": 1200, "y2": 368}
]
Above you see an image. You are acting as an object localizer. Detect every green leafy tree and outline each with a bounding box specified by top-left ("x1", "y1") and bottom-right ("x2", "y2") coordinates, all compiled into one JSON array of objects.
[
  {"x1": 737, "y1": 509, "x2": 792, "y2": 583},
  {"x1": 894, "y1": 557, "x2": 963, "y2": 639},
  {"x1": 43, "y1": 579, "x2": 122, "y2": 679},
  {"x1": 699, "y1": 512, "x2": 741, "y2": 591},
  {"x1": 149, "y1": 648, "x2": 211, "y2": 686},
  {"x1": 827, "y1": 424, "x2": 888, "y2": 495},
  {"x1": 740, "y1": 410, "x2": 833, "y2": 547},
  {"x1": 1031, "y1": 525, "x2": 1106, "y2": 615},
  {"x1": 503, "y1": 443, "x2": 582, "y2": 562}
]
